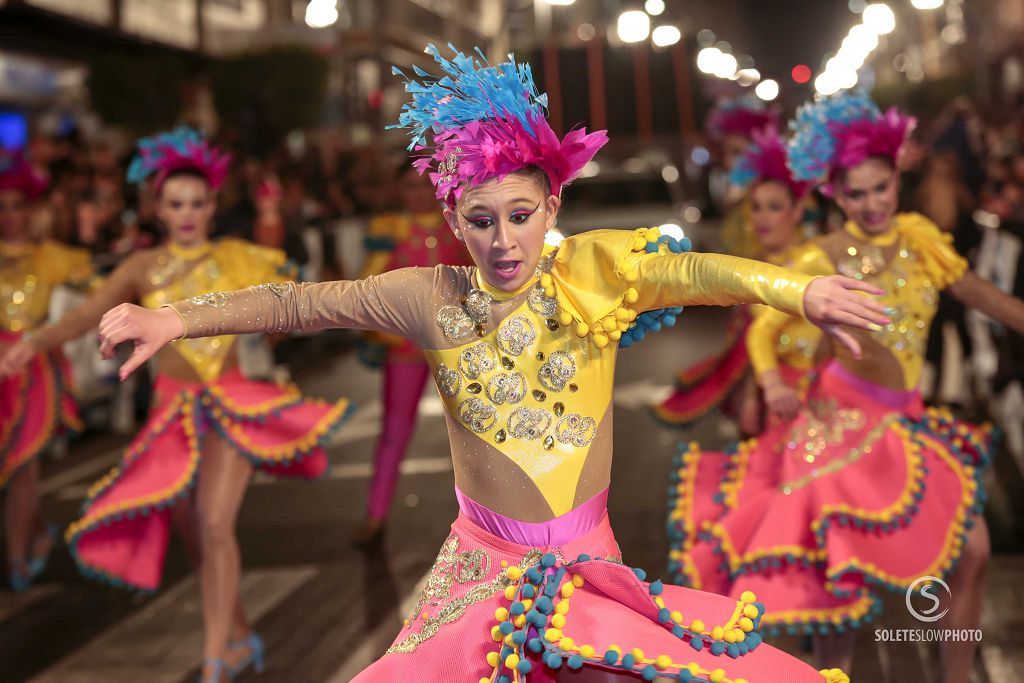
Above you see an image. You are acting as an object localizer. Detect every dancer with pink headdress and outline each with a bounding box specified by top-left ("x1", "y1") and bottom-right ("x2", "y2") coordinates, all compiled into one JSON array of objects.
[
  {"x1": 90, "y1": 46, "x2": 897, "y2": 682},
  {"x1": 0, "y1": 128, "x2": 352, "y2": 682},
  {"x1": 0, "y1": 150, "x2": 93, "y2": 592},
  {"x1": 669, "y1": 91, "x2": 1024, "y2": 681},
  {"x1": 706, "y1": 96, "x2": 780, "y2": 261},
  {"x1": 656, "y1": 128, "x2": 821, "y2": 434},
  {"x1": 653, "y1": 118, "x2": 814, "y2": 432}
]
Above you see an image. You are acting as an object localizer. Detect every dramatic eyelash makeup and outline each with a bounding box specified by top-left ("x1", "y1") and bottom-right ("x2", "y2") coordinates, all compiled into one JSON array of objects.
[{"x1": 460, "y1": 202, "x2": 540, "y2": 227}]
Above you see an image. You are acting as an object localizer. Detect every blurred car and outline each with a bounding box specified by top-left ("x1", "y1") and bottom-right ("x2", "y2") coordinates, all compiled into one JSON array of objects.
[{"x1": 556, "y1": 151, "x2": 712, "y2": 250}]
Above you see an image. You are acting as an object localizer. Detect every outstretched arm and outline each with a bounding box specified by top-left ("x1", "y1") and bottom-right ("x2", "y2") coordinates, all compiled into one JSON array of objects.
[
  {"x1": 949, "y1": 270, "x2": 1024, "y2": 337},
  {"x1": 635, "y1": 251, "x2": 889, "y2": 356},
  {"x1": 98, "y1": 268, "x2": 433, "y2": 380}
]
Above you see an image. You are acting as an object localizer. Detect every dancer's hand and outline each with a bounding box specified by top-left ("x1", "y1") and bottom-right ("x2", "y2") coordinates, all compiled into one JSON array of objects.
[
  {"x1": 803, "y1": 276, "x2": 889, "y2": 359},
  {"x1": 98, "y1": 304, "x2": 184, "y2": 380},
  {"x1": 762, "y1": 374, "x2": 801, "y2": 423},
  {"x1": 0, "y1": 340, "x2": 36, "y2": 378}
]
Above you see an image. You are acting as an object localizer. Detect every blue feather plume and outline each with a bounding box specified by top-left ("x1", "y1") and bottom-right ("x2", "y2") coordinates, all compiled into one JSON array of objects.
[
  {"x1": 388, "y1": 43, "x2": 548, "y2": 150},
  {"x1": 787, "y1": 90, "x2": 880, "y2": 183},
  {"x1": 127, "y1": 127, "x2": 205, "y2": 185}
]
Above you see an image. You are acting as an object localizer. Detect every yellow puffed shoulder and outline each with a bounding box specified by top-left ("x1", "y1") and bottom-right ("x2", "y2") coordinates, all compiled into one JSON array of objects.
[
  {"x1": 212, "y1": 238, "x2": 295, "y2": 286},
  {"x1": 547, "y1": 227, "x2": 664, "y2": 349},
  {"x1": 37, "y1": 239, "x2": 95, "y2": 286},
  {"x1": 894, "y1": 212, "x2": 967, "y2": 290}
]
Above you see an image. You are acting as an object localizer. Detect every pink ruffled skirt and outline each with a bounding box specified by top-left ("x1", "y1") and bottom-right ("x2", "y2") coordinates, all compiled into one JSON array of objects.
[
  {"x1": 66, "y1": 368, "x2": 352, "y2": 591},
  {"x1": 668, "y1": 361, "x2": 990, "y2": 637},
  {"x1": 355, "y1": 490, "x2": 844, "y2": 682},
  {"x1": 0, "y1": 330, "x2": 81, "y2": 489}
]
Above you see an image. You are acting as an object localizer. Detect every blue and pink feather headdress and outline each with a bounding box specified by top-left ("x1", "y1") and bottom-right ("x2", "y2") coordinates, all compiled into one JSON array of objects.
[
  {"x1": 127, "y1": 127, "x2": 230, "y2": 191},
  {"x1": 390, "y1": 44, "x2": 608, "y2": 204},
  {"x1": 706, "y1": 95, "x2": 779, "y2": 141},
  {"x1": 788, "y1": 90, "x2": 915, "y2": 195},
  {"x1": 729, "y1": 126, "x2": 810, "y2": 200}
]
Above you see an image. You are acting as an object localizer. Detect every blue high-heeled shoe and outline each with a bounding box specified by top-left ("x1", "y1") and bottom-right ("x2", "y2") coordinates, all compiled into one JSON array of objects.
[
  {"x1": 198, "y1": 658, "x2": 231, "y2": 682},
  {"x1": 227, "y1": 633, "x2": 265, "y2": 676},
  {"x1": 9, "y1": 523, "x2": 58, "y2": 593}
]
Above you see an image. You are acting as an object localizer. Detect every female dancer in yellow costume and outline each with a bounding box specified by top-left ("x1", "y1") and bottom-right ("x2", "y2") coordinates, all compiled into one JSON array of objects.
[
  {"x1": 0, "y1": 129, "x2": 351, "y2": 682},
  {"x1": 0, "y1": 150, "x2": 93, "y2": 591},
  {"x1": 90, "y1": 48, "x2": 891, "y2": 682},
  {"x1": 671, "y1": 92, "x2": 1024, "y2": 682}
]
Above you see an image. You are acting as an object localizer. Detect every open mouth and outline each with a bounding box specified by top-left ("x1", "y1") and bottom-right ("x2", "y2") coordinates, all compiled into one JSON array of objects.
[{"x1": 492, "y1": 260, "x2": 522, "y2": 281}]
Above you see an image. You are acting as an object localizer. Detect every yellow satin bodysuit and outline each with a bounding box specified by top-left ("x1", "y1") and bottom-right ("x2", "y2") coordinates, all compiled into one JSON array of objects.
[
  {"x1": 29, "y1": 238, "x2": 293, "y2": 385},
  {"x1": 140, "y1": 240, "x2": 293, "y2": 382},
  {"x1": 0, "y1": 240, "x2": 93, "y2": 334},
  {"x1": 749, "y1": 244, "x2": 824, "y2": 373},
  {"x1": 748, "y1": 213, "x2": 966, "y2": 391},
  {"x1": 169, "y1": 228, "x2": 816, "y2": 520}
]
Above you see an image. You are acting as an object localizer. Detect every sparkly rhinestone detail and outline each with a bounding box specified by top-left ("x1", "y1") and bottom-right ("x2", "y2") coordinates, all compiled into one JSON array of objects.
[
  {"x1": 555, "y1": 413, "x2": 597, "y2": 447},
  {"x1": 496, "y1": 315, "x2": 537, "y2": 356},
  {"x1": 457, "y1": 397, "x2": 497, "y2": 433},
  {"x1": 527, "y1": 287, "x2": 558, "y2": 317},
  {"x1": 434, "y1": 365, "x2": 461, "y2": 399},
  {"x1": 458, "y1": 342, "x2": 498, "y2": 379},
  {"x1": 507, "y1": 406, "x2": 553, "y2": 440},
  {"x1": 187, "y1": 292, "x2": 228, "y2": 307},
  {"x1": 436, "y1": 305, "x2": 476, "y2": 342},
  {"x1": 486, "y1": 372, "x2": 527, "y2": 405},
  {"x1": 538, "y1": 351, "x2": 576, "y2": 392},
  {"x1": 251, "y1": 282, "x2": 290, "y2": 297}
]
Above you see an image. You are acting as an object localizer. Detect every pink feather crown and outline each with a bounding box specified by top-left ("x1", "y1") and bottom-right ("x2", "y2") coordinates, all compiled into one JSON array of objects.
[
  {"x1": 729, "y1": 127, "x2": 810, "y2": 200},
  {"x1": 391, "y1": 44, "x2": 608, "y2": 204},
  {"x1": 127, "y1": 127, "x2": 231, "y2": 191}
]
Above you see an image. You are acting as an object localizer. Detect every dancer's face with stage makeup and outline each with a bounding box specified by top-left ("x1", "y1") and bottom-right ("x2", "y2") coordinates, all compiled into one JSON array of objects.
[
  {"x1": 833, "y1": 157, "x2": 900, "y2": 235},
  {"x1": 156, "y1": 172, "x2": 217, "y2": 248},
  {"x1": 0, "y1": 189, "x2": 30, "y2": 243},
  {"x1": 750, "y1": 180, "x2": 803, "y2": 255},
  {"x1": 444, "y1": 170, "x2": 560, "y2": 293}
]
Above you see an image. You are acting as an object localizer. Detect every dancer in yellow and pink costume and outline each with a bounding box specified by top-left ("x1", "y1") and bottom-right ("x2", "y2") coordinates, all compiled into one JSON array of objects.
[
  {"x1": 669, "y1": 91, "x2": 1024, "y2": 681},
  {"x1": 90, "y1": 47, "x2": 898, "y2": 683}
]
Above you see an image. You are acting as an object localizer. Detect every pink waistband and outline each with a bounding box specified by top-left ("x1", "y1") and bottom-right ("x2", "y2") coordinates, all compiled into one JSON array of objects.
[
  {"x1": 823, "y1": 360, "x2": 917, "y2": 409},
  {"x1": 454, "y1": 487, "x2": 609, "y2": 547}
]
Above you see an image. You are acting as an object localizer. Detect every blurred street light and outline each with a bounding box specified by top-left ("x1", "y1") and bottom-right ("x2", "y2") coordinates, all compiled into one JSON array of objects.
[
  {"x1": 815, "y1": 72, "x2": 840, "y2": 96},
  {"x1": 713, "y1": 53, "x2": 738, "y2": 79},
  {"x1": 736, "y1": 68, "x2": 761, "y2": 86},
  {"x1": 697, "y1": 47, "x2": 723, "y2": 74},
  {"x1": 791, "y1": 64, "x2": 812, "y2": 83},
  {"x1": 576, "y1": 23, "x2": 596, "y2": 41},
  {"x1": 645, "y1": 0, "x2": 666, "y2": 16},
  {"x1": 617, "y1": 11, "x2": 651, "y2": 43},
  {"x1": 862, "y1": 3, "x2": 896, "y2": 35},
  {"x1": 754, "y1": 79, "x2": 780, "y2": 101},
  {"x1": 652, "y1": 25, "x2": 682, "y2": 47},
  {"x1": 911, "y1": 0, "x2": 943, "y2": 8},
  {"x1": 305, "y1": 0, "x2": 338, "y2": 28}
]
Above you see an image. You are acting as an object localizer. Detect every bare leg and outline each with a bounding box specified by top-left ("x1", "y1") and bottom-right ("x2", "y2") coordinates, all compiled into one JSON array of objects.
[
  {"x1": 941, "y1": 518, "x2": 989, "y2": 683},
  {"x1": 172, "y1": 496, "x2": 251, "y2": 643},
  {"x1": 5, "y1": 460, "x2": 43, "y2": 577},
  {"x1": 812, "y1": 632, "x2": 856, "y2": 674},
  {"x1": 195, "y1": 435, "x2": 254, "y2": 681}
]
